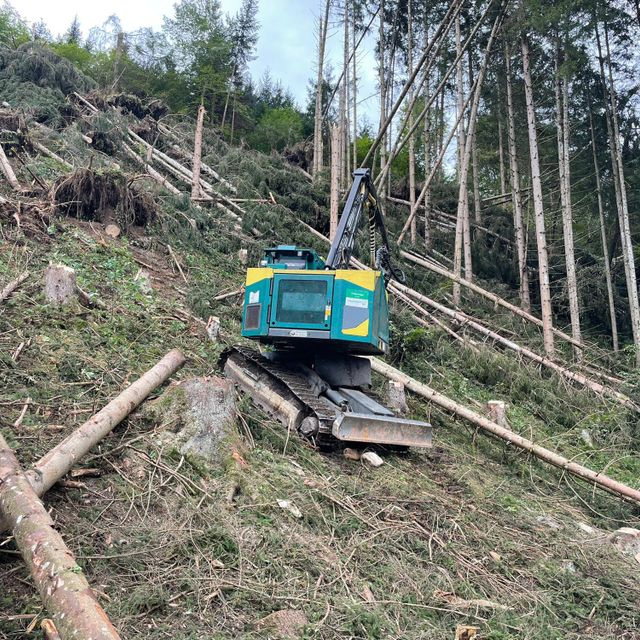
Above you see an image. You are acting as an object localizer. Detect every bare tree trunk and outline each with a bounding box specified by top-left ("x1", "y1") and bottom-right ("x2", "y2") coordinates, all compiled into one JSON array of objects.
[
  {"x1": 452, "y1": 9, "x2": 503, "y2": 300},
  {"x1": 555, "y1": 44, "x2": 582, "y2": 360},
  {"x1": 0, "y1": 433, "x2": 123, "y2": 639},
  {"x1": 589, "y1": 107, "x2": 618, "y2": 351},
  {"x1": 497, "y1": 84, "x2": 507, "y2": 197},
  {"x1": 423, "y1": 58, "x2": 433, "y2": 250},
  {"x1": 191, "y1": 104, "x2": 206, "y2": 199},
  {"x1": 468, "y1": 51, "x2": 481, "y2": 223},
  {"x1": 313, "y1": 0, "x2": 331, "y2": 181},
  {"x1": 330, "y1": 125, "x2": 340, "y2": 240},
  {"x1": 408, "y1": 0, "x2": 417, "y2": 244},
  {"x1": 504, "y1": 44, "x2": 531, "y2": 312},
  {"x1": 521, "y1": 34, "x2": 554, "y2": 357},
  {"x1": 598, "y1": 20, "x2": 640, "y2": 363},
  {"x1": 351, "y1": 0, "x2": 358, "y2": 169},
  {"x1": 452, "y1": 12, "x2": 468, "y2": 304},
  {"x1": 340, "y1": 1, "x2": 349, "y2": 188},
  {"x1": 369, "y1": 358, "x2": 640, "y2": 506},
  {"x1": 378, "y1": 0, "x2": 387, "y2": 178},
  {"x1": 25, "y1": 350, "x2": 186, "y2": 499},
  {"x1": 0, "y1": 143, "x2": 20, "y2": 191}
]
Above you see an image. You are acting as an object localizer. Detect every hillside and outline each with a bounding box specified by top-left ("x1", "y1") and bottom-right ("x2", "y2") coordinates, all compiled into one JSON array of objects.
[{"x1": 1, "y1": 63, "x2": 640, "y2": 639}]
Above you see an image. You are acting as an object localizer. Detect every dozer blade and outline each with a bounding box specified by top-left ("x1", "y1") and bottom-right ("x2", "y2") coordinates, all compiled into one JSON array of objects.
[{"x1": 332, "y1": 412, "x2": 432, "y2": 448}]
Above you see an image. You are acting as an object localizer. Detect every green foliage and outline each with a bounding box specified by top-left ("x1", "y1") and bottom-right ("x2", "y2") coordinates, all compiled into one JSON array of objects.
[
  {"x1": 251, "y1": 107, "x2": 303, "y2": 153},
  {"x1": 0, "y1": 3, "x2": 29, "y2": 47}
]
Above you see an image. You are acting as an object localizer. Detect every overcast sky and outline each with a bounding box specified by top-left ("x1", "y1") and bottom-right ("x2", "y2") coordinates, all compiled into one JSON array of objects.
[{"x1": 13, "y1": 0, "x2": 379, "y2": 122}]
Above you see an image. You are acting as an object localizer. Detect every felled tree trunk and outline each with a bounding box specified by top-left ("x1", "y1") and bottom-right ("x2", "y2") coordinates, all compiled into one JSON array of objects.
[
  {"x1": 27, "y1": 349, "x2": 186, "y2": 497},
  {"x1": 0, "y1": 434, "x2": 122, "y2": 640}
]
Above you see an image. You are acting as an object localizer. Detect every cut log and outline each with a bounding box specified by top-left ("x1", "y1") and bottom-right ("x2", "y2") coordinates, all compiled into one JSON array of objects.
[
  {"x1": 0, "y1": 271, "x2": 29, "y2": 303},
  {"x1": 0, "y1": 142, "x2": 21, "y2": 191},
  {"x1": 23, "y1": 349, "x2": 186, "y2": 499},
  {"x1": 44, "y1": 265, "x2": 77, "y2": 304},
  {"x1": 368, "y1": 356, "x2": 640, "y2": 506},
  {"x1": 0, "y1": 433, "x2": 122, "y2": 640},
  {"x1": 31, "y1": 140, "x2": 73, "y2": 171}
]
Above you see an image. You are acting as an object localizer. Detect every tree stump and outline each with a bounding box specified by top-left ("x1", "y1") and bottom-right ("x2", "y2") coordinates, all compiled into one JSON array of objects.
[
  {"x1": 486, "y1": 400, "x2": 509, "y2": 428},
  {"x1": 44, "y1": 264, "x2": 77, "y2": 304},
  {"x1": 149, "y1": 377, "x2": 238, "y2": 467},
  {"x1": 206, "y1": 316, "x2": 220, "y2": 342},
  {"x1": 387, "y1": 380, "x2": 408, "y2": 415}
]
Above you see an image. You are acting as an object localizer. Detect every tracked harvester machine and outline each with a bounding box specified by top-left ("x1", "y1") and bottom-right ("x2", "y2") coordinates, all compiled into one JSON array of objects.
[{"x1": 223, "y1": 168, "x2": 432, "y2": 448}]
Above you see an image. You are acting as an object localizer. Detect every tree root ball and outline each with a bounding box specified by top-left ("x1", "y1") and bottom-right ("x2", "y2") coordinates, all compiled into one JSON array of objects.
[{"x1": 51, "y1": 168, "x2": 155, "y2": 230}]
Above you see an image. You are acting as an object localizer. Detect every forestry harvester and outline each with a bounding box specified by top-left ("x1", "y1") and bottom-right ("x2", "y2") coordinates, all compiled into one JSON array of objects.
[{"x1": 223, "y1": 168, "x2": 432, "y2": 448}]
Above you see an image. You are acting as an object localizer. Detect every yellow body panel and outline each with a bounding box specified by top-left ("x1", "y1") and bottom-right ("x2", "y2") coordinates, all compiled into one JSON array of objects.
[
  {"x1": 245, "y1": 268, "x2": 273, "y2": 287},
  {"x1": 342, "y1": 318, "x2": 370, "y2": 337},
  {"x1": 334, "y1": 270, "x2": 377, "y2": 291}
]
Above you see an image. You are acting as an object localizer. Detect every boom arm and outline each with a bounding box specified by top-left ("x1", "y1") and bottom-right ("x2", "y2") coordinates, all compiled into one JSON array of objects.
[{"x1": 325, "y1": 168, "x2": 404, "y2": 283}]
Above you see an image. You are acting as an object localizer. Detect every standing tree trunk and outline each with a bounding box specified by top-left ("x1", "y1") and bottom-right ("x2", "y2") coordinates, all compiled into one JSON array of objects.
[
  {"x1": 423, "y1": 55, "x2": 433, "y2": 250},
  {"x1": 589, "y1": 106, "x2": 618, "y2": 351},
  {"x1": 555, "y1": 44, "x2": 582, "y2": 360},
  {"x1": 0, "y1": 434, "x2": 122, "y2": 640},
  {"x1": 407, "y1": 0, "x2": 417, "y2": 244},
  {"x1": 504, "y1": 45, "x2": 531, "y2": 311},
  {"x1": 191, "y1": 104, "x2": 206, "y2": 200},
  {"x1": 378, "y1": 0, "x2": 387, "y2": 178},
  {"x1": 452, "y1": 12, "x2": 468, "y2": 304},
  {"x1": 468, "y1": 51, "x2": 481, "y2": 223},
  {"x1": 330, "y1": 125, "x2": 340, "y2": 240},
  {"x1": 521, "y1": 33, "x2": 554, "y2": 357},
  {"x1": 313, "y1": 0, "x2": 331, "y2": 181},
  {"x1": 340, "y1": 1, "x2": 350, "y2": 188},
  {"x1": 496, "y1": 83, "x2": 507, "y2": 197},
  {"x1": 599, "y1": 20, "x2": 640, "y2": 363}
]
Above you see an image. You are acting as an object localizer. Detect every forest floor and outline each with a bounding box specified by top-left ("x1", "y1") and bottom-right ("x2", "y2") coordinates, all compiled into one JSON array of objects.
[{"x1": 0, "y1": 92, "x2": 639, "y2": 640}]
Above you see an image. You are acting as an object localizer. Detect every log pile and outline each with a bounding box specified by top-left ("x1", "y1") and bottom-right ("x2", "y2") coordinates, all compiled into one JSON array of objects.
[{"x1": 0, "y1": 350, "x2": 186, "y2": 637}]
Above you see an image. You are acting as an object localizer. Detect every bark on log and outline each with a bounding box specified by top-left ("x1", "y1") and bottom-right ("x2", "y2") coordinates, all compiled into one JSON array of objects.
[
  {"x1": 0, "y1": 434, "x2": 122, "y2": 640},
  {"x1": 0, "y1": 142, "x2": 21, "y2": 191},
  {"x1": 122, "y1": 142, "x2": 182, "y2": 196},
  {"x1": 191, "y1": 104, "x2": 206, "y2": 199},
  {"x1": 0, "y1": 271, "x2": 29, "y2": 303},
  {"x1": 31, "y1": 141, "x2": 73, "y2": 171},
  {"x1": 25, "y1": 349, "x2": 186, "y2": 498},
  {"x1": 368, "y1": 357, "x2": 640, "y2": 506}
]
